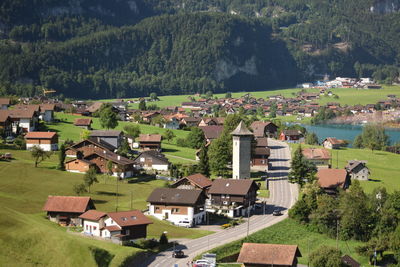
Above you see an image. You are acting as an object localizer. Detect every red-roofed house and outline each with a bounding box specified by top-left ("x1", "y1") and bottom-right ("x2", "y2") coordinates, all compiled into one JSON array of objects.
[
  {"x1": 25, "y1": 131, "x2": 59, "y2": 151},
  {"x1": 171, "y1": 173, "x2": 212, "y2": 193},
  {"x1": 317, "y1": 169, "x2": 350, "y2": 194},
  {"x1": 322, "y1": 137, "x2": 345, "y2": 149},
  {"x1": 43, "y1": 196, "x2": 95, "y2": 225},
  {"x1": 302, "y1": 148, "x2": 331, "y2": 168},
  {"x1": 237, "y1": 243, "x2": 302, "y2": 267},
  {"x1": 74, "y1": 118, "x2": 92, "y2": 130}
]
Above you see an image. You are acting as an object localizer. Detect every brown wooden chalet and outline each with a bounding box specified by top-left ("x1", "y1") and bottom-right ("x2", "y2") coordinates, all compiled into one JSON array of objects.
[
  {"x1": 250, "y1": 121, "x2": 278, "y2": 138},
  {"x1": 65, "y1": 138, "x2": 116, "y2": 158},
  {"x1": 83, "y1": 151, "x2": 135, "y2": 178},
  {"x1": 208, "y1": 179, "x2": 259, "y2": 217},
  {"x1": 171, "y1": 173, "x2": 213, "y2": 193},
  {"x1": 43, "y1": 195, "x2": 95, "y2": 226},
  {"x1": 199, "y1": 125, "x2": 224, "y2": 142},
  {"x1": 279, "y1": 129, "x2": 304, "y2": 143},
  {"x1": 252, "y1": 137, "x2": 270, "y2": 167},
  {"x1": 237, "y1": 243, "x2": 302, "y2": 267},
  {"x1": 74, "y1": 118, "x2": 92, "y2": 130},
  {"x1": 317, "y1": 169, "x2": 350, "y2": 194},
  {"x1": 0, "y1": 110, "x2": 12, "y2": 136},
  {"x1": 138, "y1": 134, "x2": 162, "y2": 151}
]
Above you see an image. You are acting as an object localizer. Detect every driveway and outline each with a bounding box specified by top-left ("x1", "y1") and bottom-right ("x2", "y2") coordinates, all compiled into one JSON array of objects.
[{"x1": 137, "y1": 139, "x2": 298, "y2": 267}]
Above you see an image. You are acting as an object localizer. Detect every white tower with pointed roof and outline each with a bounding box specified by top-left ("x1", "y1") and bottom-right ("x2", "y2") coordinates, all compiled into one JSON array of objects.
[{"x1": 231, "y1": 121, "x2": 253, "y2": 179}]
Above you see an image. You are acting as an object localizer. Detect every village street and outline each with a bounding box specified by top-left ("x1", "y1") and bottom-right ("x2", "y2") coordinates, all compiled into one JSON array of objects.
[{"x1": 138, "y1": 139, "x2": 298, "y2": 267}]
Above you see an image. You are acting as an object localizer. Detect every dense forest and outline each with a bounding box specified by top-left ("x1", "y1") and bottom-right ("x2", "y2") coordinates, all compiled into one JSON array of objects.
[{"x1": 1, "y1": 0, "x2": 400, "y2": 98}]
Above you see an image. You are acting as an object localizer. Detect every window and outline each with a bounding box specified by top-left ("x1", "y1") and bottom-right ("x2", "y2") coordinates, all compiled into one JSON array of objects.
[
  {"x1": 155, "y1": 207, "x2": 160, "y2": 211},
  {"x1": 93, "y1": 226, "x2": 97, "y2": 230},
  {"x1": 172, "y1": 208, "x2": 180, "y2": 213},
  {"x1": 125, "y1": 229, "x2": 130, "y2": 235},
  {"x1": 86, "y1": 225, "x2": 88, "y2": 230}
]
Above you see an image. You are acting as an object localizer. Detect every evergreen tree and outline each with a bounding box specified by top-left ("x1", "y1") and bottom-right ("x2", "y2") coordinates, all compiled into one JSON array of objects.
[
  {"x1": 208, "y1": 135, "x2": 230, "y2": 176},
  {"x1": 57, "y1": 143, "x2": 66, "y2": 170},
  {"x1": 99, "y1": 106, "x2": 118, "y2": 129},
  {"x1": 197, "y1": 143, "x2": 210, "y2": 176},
  {"x1": 185, "y1": 127, "x2": 205, "y2": 149},
  {"x1": 288, "y1": 145, "x2": 317, "y2": 186}
]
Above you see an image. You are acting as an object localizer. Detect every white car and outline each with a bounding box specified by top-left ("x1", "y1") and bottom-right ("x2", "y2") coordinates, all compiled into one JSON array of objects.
[
  {"x1": 175, "y1": 220, "x2": 192, "y2": 228},
  {"x1": 193, "y1": 259, "x2": 215, "y2": 267}
]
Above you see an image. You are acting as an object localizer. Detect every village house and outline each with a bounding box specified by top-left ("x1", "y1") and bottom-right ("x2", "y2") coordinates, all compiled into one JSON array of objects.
[
  {"x1": 0, "y1": 98, "x2": 10, "y2": 109},
  {"x1": 43, "y1": 196, "x2": 95, "y2": 226},
  {"x1": 207, "y1": 179, "x2": 259, "y2": 218},
  {"x1": 138, "y1": 134, "x2": 162, "y2": 151},
  {"x1": 198, "y1": 117, "x2": 225, "y2": 127},
  {"x1": 65, "y1": 138, "x2": 116, "y2": 158},
  {"x1": 80, "y1": 210, "x2": 152, "y2": 243},
  {"x1": 171, "y1": 173, "x2": 212, "y2": 194},
  {"x1": 65, "y1": 158, "x2": 96, "y2": 173},
  {"x1": 133, "y1": 150, "x2": 170, "y2": 172},
  {"x1": 317, "y1": 169, "x2": 350, "y2": 194},
  {"x1": 279, "y1": 129, "x2": 304, "y2": 143},
  {"x1": 180, "y1": 117, "x2": 201, "y2": 128},
  {"x1": 302, "y1": 148, "x2": 331, "y2": 168},
  {"x1": 39, "y1": 104, "x2": 55, "y2": 122},
  {"x1": 25, "y1": 132, "x2": 58, "y2": 151},
  {"x1": 199, "y1": 125, "x2": 224, "y2": 143},
  {"x1": 74, "y1": 118, "x2": 92, "y2": 130},
  {"x1": 0, "y1": 110, "x2": 12, "y2": 136},
  {"x1": 322, "y1": 137, "x2": 346, "y2": 149},
  {"x1": 237, "y1": 243, "x2": 302, "y2": 267},
  {"x1": 142, "y1": 111, "x2": 161, "y2": 123},
  {"x1": 147, "y1": 188, "x2": 207, "y2": 227},
  {"x1": 251, "y1": 137, "x2": 270, "y2": 168},
  {"x1": 90, "y1": 130, "x2": 124, "y2": 150},
  {"x1": 163, "y1": 117, "x2": 180, "y2": 130},
  {"x1": 85, "y1": 102, "x2": 103, "y2": 115},
  {"x1": 345, "y1": 160, "x2": 370, "y2": 181},
  {"x1": 8, "y1": 108, "x2": 39, "y2": 133},
  {"x1": 250, "y1": 121, "x2": 278, "y2": 138}
]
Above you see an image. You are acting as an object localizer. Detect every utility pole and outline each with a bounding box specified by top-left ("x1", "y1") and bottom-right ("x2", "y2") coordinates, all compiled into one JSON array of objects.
[
  {"x1": 247, "y1": 207, "x2": 250, "y2": 237},
  {"x1": 130, "y1": 191, "x2": 133, "y2": 210}
]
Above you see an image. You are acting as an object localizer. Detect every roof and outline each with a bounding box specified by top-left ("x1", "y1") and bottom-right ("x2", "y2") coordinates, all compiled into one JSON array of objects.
[
  {"x1": 302, "y1": 148, "x2": 331, "y2": 160},
  {"x1": 346, "y1": 160, "x2": 368, "y2": 173},
  {"x1": 147, "y1": 188, "x2": 204, "y2": 205},
  {"x1": 0, "y1": 110, "x2": 10, "y2": 122},
  {"x1": 231, "y1": 121, "x2": 253, "y2": 136},
  {"x1": 7, "y1": 109, "x2": 35, "y2": 119},
  {"x1": 74, "y1": 118, "x2": 92, "y2": 126},
  {"x1": 90, "y1": 130, "x2": 122, "y2": 137},
  {"x1": 25, "y1": 131, "x2": 57, "y2": 139},
  {"x1": 172, "y1": 173, "x2": 212, "y2": 189},
  {"x1": 86, "y1": 102, "x2": 103, "y2": 113},
  {"x1": 256, "y1": 137, "x2": 268, "y2": 147},
  {"x1": 43, "y1": 196, "x2": 93, "y2": 213},
  {"x1": 39, "y1": 104, "x2": 55, "y2": 111},
  {"x1": 323, "y1": 137, "x2": 343, "y2": 145},
  {"x1": 237, "y1": 243, "x2": 301, "y2": 266},
  {"x1": 138, "y1": 134, "x2": 162, "y2": 143},
  {"x1": 0, "y1": 98, "x2": 10, "y2": 105},
  {"x1": 199, "y1": 125, "x2": 224, "y2": 140},
  {"x1": 250, "y1": 121, "x2": 276, "y2": 137},
  {"x1": 70, "y1": 138, "x2": 115, "y2": 153},
  {"x1": 84, "y1": 150, "x2": 135, "y2": 166},
  {"x1": 208, "y1": 179, "x2": 258, "y2": 195},
  {"x1": 282, "y1": 129, "x2": 302, "y2": 136},
  {"x1": 105, "y1": 225, "x2": 121, "y2": 232},
  {"x1": 341, "y1": 255, "x2": 360, "y2": 267},
  {"x1": 254, "y1": 147, "x2": 270, "y2": 156},
  {"x1": 107, "y1": 210, "x2": 153, "y2": 227},
  {"x1": 317, "y1": 169, "x2": 348, "y2": 189},
  {"x1": 134, "y1": 150, "x2": 170, "y2": 165},
  {"x1": 79, "y1": 210, "x2": 107, "y2": 221}
]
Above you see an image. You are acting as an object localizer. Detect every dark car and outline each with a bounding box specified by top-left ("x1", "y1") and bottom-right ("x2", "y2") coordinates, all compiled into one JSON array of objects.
[
  {"x1": 172, "y1": 250, "x2": 185, "y2": 258},
  {"x1": 272, "y1": 209, "x2": 282, "y2": 216}
]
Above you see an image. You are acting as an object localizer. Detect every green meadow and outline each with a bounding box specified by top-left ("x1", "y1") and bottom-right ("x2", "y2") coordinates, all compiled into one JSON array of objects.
[
  {"x1": 208, "y1": 218, "x2": 368, "y2": 266},
  {"x1": 290, "y1": 144, "x2": 400, "y2": 193},
  {"x1": 0, "y1": 149, "x2": 212, "y2": 266}
]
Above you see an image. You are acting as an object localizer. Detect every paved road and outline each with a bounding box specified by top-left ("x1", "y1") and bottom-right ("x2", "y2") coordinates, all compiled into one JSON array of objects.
[{"x1": 139, "y1": 139, "x2": 298, "y2": 267}]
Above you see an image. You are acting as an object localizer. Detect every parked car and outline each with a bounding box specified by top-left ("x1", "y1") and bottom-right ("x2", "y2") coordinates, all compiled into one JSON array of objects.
[
  {"x1": 172, "y1": 250, "x2": 184, "y2": 258},
  {"x1": 272, "y1": 209, "x2": 282, "y2": 216},
  {"x1": 193, "y1": 259, "x2": 215, "y2": 267},
  {"x1": 175, "y1": 220, "x2": 192, "y2": 228},
  {"x1": 5, "y1": 136, "x2": 15, "y2": 144}
]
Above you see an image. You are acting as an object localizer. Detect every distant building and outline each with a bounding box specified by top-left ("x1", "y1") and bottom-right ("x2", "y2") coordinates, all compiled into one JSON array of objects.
[
  {"x1": 74, "y1": 118, "x2": 92, "y2": 130},
  {"x1": 25, "y1": 132, "x2": 58, "y2": 151},
  {"x1": 322, "y1": 137, "x2": 346, "y2": 149},
  {"x1": 250, "y1": 121, "x2": 278, "y2": 138},
  {"x1": 302, "y1": 148, "x2": 331, "y2": 168},
  {"x1": 90, "y1": 130, "x2": 124, "y2": 150},
  {"x1": 345, "y1": 160, "x2": 370, "y2": 181},
  {"x1": 237, "y1": 243, "x2": 302, "y2": 267},
  {"x1": 133, "y1": 150, "x2": 170, "y2": 171},
  {"x1": 138, "y1": 134, "x2": 162, "y2": 151},
  {"x1": 232, "y1": 121, "x2": 253, "y2": 179},
  {"x1": 279, "y1": 130, "x2": 304, "y2": 143}
]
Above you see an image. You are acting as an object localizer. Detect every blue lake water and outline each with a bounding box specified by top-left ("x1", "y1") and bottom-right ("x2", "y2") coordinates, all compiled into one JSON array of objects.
[{"x1": 299, "y1": 124, "x2": 400, "y2": 146}]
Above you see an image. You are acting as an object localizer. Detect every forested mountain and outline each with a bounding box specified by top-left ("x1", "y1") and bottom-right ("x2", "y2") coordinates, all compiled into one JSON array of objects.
[{"x1": 1, "y1": 0, "x2": 400, "y2": 98}]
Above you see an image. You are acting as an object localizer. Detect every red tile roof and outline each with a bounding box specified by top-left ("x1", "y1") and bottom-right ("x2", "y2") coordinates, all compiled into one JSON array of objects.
[
  {"x1": 237, "y1": 243, "x2": 301, "y2": 266},
  {"x1": 0, "y1": 110, "x2": 10, "y2": 122},
  {"x1": 199, "y1": 125, "x2": 224, "y2": 140},
  {"x1": 43, "y1": 196, "x2": 92, "y2": 213},
  {"x1": 107, "y1": 210, "x2": 153, "y2": 227},
  {"x1": 138, "y1": 134, "x2": 162, "y2": 142},
  {"x1": 209, "y1": 179, "x2": 258, "y2": 195},
  {"x1": 74, "y1": 118, "x2": 92, "y2": 126},
  {"x1": 79, "y1": 210, "x2": 107, "y2": 221},
  {"x1": 317, "y1": 169, "x2": 348, "y2": 189},
  {"x1": 179, "y1": 173, "x2": 212, "y2": 189},
  {"x1": 302, "y1": 148, "x2": 331, "y2": 160},
  {"x1": 0, "y1": 98, "x2": 10, "y2": 105},
  {"x1": 25, "y1": 132, "x2": 57, "y2": 139}
]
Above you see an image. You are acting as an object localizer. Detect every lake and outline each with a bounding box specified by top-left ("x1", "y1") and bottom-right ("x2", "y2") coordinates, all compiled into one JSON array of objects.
[{"x1": 299, "y1": 124, "x2": 400, "y2": 146}]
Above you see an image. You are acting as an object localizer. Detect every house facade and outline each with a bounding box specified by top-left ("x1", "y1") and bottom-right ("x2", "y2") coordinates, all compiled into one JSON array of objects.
[
  {"x1": 302, "y1": 148, "x2": 331, "y2": 168},
  {"x1": 147, "y1": 188, "x2": 206, "y2": 226},
  {"x1": 25, "y1": 132, "x2": 59, "y2": 151},
  {"x1": 207, "y1": 179, "x2": 259, "y2": 218},
  {"x1": 279, "y1": 130, "x2": 304, "y2": 143},
  {"x1": 89, "y1": 130, "x2": 124, "y2": 150},
  {"x1": 322, "y1": 137, "x2": 345, "y2": 149},
  {"x1": 39, "y1": 104, "x2": 55, "y2": 122},
  {"x1": 138, "y1": 134, "x2": 162, "y2": 151},
  {"x1": 133, "y1": 150, "x2": 170, "y2": 172},
  {"x1": 317, "y1": 169, "x2": 350, "y2": 194},
  {"x1": 74, "y1": 118, "x2": 93, "y2": 130},
  {"x1": 345, "y1": 160, "x2": 370, "y2": 181},
  {"x1": 65, "y1": 158, "x2": 95, "y2": 173},
  {"x1": 0, "y1": 110, "x2": 12, "y2": 136}
]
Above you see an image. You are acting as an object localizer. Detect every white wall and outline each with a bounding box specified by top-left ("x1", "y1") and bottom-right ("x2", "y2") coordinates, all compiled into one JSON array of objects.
[
  {"x1": 83, "y1": 220, "x2": 102, "y2": 237},
  {"x1": 26, "y1": 143, "x2": 57, "y2": 151},
  {"x1": 148, "y1": 205, "x2": 205, "y2": 226}
]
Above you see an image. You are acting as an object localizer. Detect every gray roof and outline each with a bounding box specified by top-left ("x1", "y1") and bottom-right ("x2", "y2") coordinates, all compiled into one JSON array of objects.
[
  {"x1": 134, "y1": 150, "x2": 170, "y2": 165},
  {"x1": 147, "y1": 188, "x2": 204, "y2": 205},
  {"x1": 90, "y1": 130, "x2": 122, "y2": 137},
  {"x1": 209, "y1": 179, "x2": 258, "y2": 195},
  {"x1": 231, "y1": 121, "x2": 253, "y2": 136}
]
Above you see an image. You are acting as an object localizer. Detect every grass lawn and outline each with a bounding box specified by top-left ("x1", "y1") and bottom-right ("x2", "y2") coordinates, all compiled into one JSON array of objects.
[
  {"x1": 208, "y1": 218, "x2": 368, "y2": 266},
  {"x1": 0, "y1": 149, "x2": 212, "y2": 266},
  {"x1": 47, "y1": 112, "x2": 195, "y2": 162},
  {"x1": 100, "y1": 85, "x2": 400, "y2": 110},
  {"x1": 289, "y1": 144, "x2": 400, "y2": 193}
]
